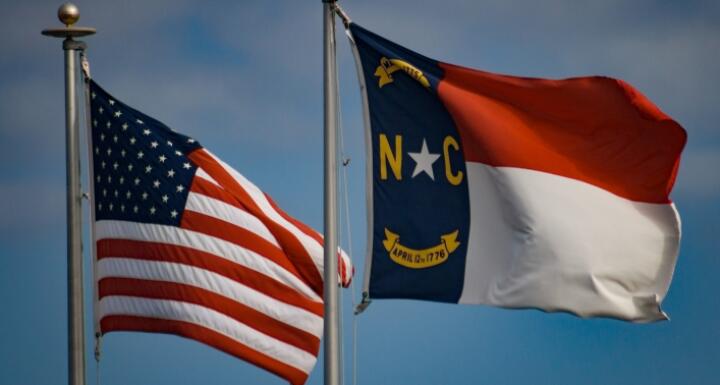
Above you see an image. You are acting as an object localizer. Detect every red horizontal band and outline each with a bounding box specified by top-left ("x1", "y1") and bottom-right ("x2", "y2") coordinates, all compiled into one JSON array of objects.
[
  {"x1": 100, "y1": 315, "x2": 309, "y2": 385},
  {"x1": 438, "y1": 63, "x2": 686, "y2": 203}
]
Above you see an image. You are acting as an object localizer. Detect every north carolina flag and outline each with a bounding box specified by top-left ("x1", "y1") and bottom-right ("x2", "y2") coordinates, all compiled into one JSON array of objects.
[{"x1": 349, "y1": 23, "x2": 686, "y2": 322}]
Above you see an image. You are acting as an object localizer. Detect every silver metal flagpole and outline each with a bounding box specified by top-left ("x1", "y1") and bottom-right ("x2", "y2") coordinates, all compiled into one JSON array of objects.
[
  {"x1": 322, "y1": 1, "x2": 340, "y2": 385},
  {"x1": 41, "y1": 4, "x2": 95, "y2": 385}
]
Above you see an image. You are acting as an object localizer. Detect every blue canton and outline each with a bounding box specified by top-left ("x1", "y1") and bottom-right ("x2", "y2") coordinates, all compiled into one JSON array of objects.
[{"x1": 90, "y1": 80, "x2": 202, "y2": 226}]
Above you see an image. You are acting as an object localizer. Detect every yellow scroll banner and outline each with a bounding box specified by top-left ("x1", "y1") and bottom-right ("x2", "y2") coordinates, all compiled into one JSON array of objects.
[
  {"x1": 383, "y1": 228, "x2": 460, "y2": 269},
  {"x1": 374, "y1": 57, "x2": 430, "y2": 89}
]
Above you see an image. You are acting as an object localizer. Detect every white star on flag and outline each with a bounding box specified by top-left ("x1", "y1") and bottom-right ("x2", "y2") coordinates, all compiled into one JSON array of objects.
[{"x1": 408, "y1": 139, "x2": 440, "y2": 180}]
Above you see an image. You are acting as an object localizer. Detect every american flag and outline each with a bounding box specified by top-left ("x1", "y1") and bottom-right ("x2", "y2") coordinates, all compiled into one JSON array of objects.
[{"x1": 89, "y1": 80, "x2": 353, "y2": 385}]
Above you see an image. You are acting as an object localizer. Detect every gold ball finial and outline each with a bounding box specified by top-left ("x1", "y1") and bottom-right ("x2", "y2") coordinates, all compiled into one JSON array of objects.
[{"x1": 58, "y1": 3, "x2": 80, "y2": 26}]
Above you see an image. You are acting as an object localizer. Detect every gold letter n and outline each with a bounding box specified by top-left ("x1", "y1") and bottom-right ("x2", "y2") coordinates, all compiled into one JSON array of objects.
[{"x1": 379, "y1": 134, "x2": 402, "y2": 180}]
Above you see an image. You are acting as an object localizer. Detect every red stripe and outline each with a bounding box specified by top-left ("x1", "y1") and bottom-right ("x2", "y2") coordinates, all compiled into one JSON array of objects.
[
  {"x1": 264, "y1": 192, "x2": 352, "y2": 287},
  {"x1": 265, "y1": 192, "x2": 346, "y2": 286},
  {"x1": 265, "y1": 192, "x2": 323, "y2": 245},
  {"x1": 181, "y1": 210, "x2": 304, "y2": 282},
  {"x1": 194, "y1": 177, "x2": 354, "y2": 286},
  {"x1": 99, "y1": 278, "x2": 320, "y2": 355},
  {"x1": 100, "y1": 315, "x2": 309, "y2": 385},
  {"x1": 189, "y1": 149, "x2": 324, "y2": 296},
  {"x1": 191, "y1": 176, "x2": 250, "y2": 213},
  {"x1": 437, "y1": 64, "x2": 686, "y2": 203},
  {"x1": 97, "y1": 239, "x2": 323, "y2": 316}
]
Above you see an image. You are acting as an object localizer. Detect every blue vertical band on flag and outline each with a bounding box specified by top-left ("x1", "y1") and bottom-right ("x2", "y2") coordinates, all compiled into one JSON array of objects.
[{"x1": 351, "y1": 24, "x2": 470, "y2": 302}]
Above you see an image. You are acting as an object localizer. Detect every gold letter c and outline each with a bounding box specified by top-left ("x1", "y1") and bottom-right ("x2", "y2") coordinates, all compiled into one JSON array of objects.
[{"x1": 443, "y1": 136, "x2": 463, "y2": 186}]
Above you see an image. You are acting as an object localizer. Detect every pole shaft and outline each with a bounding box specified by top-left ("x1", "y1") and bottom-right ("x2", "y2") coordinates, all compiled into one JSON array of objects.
[
  {"x1": 64, "y1": 40, "x2": 85, "y2": 385},
  {"x1": 322, "y1": 2, "x2": 340, "y2": 385}
]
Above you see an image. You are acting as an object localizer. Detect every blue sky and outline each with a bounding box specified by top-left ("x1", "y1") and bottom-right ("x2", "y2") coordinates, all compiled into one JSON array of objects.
[{"x1": 1, "y1": 0, "x2": 719, "y2": 384}]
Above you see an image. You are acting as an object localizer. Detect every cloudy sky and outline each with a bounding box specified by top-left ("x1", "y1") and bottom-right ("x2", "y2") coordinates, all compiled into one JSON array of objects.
[{"x1": 1, "y1": 0, "x2": 718, "y2": 384}]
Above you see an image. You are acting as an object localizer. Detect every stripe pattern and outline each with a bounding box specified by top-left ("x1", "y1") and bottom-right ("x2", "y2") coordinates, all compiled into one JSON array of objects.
[{"x1": 89, "y1": 80, "x2": 352, "y2": 385}]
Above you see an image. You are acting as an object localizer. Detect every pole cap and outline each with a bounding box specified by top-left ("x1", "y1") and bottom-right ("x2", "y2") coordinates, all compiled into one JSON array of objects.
[
  {"x1": 58, "y1": 3, "x2": 80, "y2": 26},
  {"x1": 42, "y1": 3, "x2": 95, "y2": 39}
]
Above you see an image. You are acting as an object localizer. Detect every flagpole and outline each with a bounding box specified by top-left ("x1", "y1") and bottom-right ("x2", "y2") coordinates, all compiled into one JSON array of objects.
[
  {"x1": 322, "y1": 1, "x2": 340, "y2": 385},
  {"x1": 42, "y1": 4, "x2": 95, "y2": 385}
]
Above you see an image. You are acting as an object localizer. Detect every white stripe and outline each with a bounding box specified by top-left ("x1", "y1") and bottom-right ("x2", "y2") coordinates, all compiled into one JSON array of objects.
[
  {"x1": 460, "y1": 163, "x2": 680, "y2": 322},
  {"x1": 95, "y1": 220, "x2": 321, "y2": 302},
  {"x1": 99, "y1": 296, "x2": 316, "y2": 373},
  {"x1": 195, "y1": 168, "x2": 220, "y2": 187},
  {"x1": 98, "y1": 258, "x2": 322, "y2": 337},
  {"x1": 204, "y1": 151, "x2": 325, "y2": 276},
  {"x1": 185, "y1": 192, "x2": 280, "y2": 248}
]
